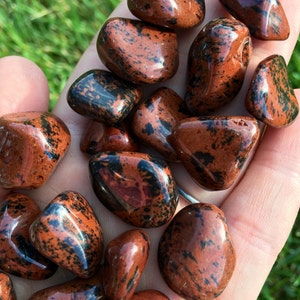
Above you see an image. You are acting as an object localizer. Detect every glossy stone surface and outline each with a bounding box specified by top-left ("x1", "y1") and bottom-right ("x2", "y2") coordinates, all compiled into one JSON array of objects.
[
  {"x1": 185, "y1": 17, "x2": 252, "y2": 115},
  {"x1": 81, "y1": 120, "x2": 138, "y2": 155},
  {"x1": 28, "y1": 273, "x2": 104, "y2": 300},
  {"x1": 170, "y1": 116, "x2": 260, "y2": 190},
  {"x1": 158, "y1": 203, "x2": 236, "y2": 299},
  {"x1": 0, "y1": 112, "x2": 70, "y2": 189},
  {"x1": 132, "y1": 87, "x2": 189, "y2": 162},
  {"x1": 89, "y1": 151, "x2": 178, "y2": 228},
  {"x1": 246, "y1": 55, "x2": 299, "y2": 128},
  {"x1": 219, "y1": 0, "x2": 290, "y2": 40},
  {"x1": 97, "y1": 17, "x2": 179, "y2": 84},
  {"x1": 68, "y1": 69, "x2": 142, "y2": 125},
  {"x1": 29, "y1": 191, "x2": 104, "y2": 278},
  {"x1": 103, "y1": 229, "x2": 150, "y2": 300},
  {"x1": 127, "y1": 0, "x2": 205, "y2": 29},
  {"x1": 131, "y1": 290, "x2": 170, "y2": 300},
  {"x1": 0, "y1": 272, "x2": 17, "y2": 300},
  {"x1": 0, "y1": 193, "x2": 57, "y2": 279}
]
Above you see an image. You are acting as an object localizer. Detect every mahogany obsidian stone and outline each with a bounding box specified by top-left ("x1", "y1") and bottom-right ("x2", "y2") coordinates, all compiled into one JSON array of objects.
[
  {"x1": 131, "y1": 290, "x2": 170, "y2": 300},
  {"x1": 97, "y1": 17, "x2": 179, "y2": 84},
  {"x1": 158, "y1": 203, "x2": 236, "y2": 299},
  {"x1": 0, "y1": 272, "x2": 17, "y2": 300},
  {"x1": 89, "y1": 151, "x2": 179, "y2": 228},
  {"x1": 67, "y1": 69, "x2": 142, "y2": 125}
]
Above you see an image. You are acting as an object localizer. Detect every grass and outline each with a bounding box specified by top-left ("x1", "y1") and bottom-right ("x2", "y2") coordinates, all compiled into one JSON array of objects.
[{"x1": 0, "y1": 1, "x2": 299, "y2": 299}]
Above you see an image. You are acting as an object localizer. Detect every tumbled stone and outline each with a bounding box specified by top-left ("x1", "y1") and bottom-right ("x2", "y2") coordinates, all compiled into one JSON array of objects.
[
  {"x1": 131, "y1": 289, "x2": 170, "y2": 300},
  {"x1": 0, "y1": 111, "x2": 70, "y2": 189},
  {"x1": 28, "y1": 272, "x2": 104, "y2": 299},
  {"x1": 89, "y1": 151, "x2": 178, "y2": 228},
  {"x1": 68, "y1": 69, "x2": 142, "y2": 125},
  {"x1": 97, "y1": 17, "x2": 179, "y2": 84},
  {"x1": 185, "y1": 17, "x2": 252, "y2": 115},
  {"x1": 81, "y1": 120, "x2": 138, "y2": 155},
  {"x1": 103, "y1": 229, "x2": 150, "y2": 300},
  {"x1": 132, "y1": 87, "x2": 189, "y2": 162},
  {"x1": 127, "y1": 0, "x2": 205, "y2": 29},
  {"x1": 0, "y1": 272, "x2": 17, "y2": 300},
  {"x1": 219, "y1": 0, "x2": 290, "y2": 40},
  {"x1": 169, "y1": 116, "x2": 260, "y2": 190},
  {"x1": 0, "y1": 193, "x2": 57, "y2": 280},
  {"x1": 29, "y1": 191, "x2": 104, "y2": 278},
  {"x1": 246, "y1": 55, "x2": 299, "y2": 128},
  {"x1": 158, "y1": 203, "x2": 236, "y2": 299}
]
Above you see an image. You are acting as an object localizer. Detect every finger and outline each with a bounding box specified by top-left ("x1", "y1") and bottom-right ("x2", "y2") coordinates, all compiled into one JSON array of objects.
[{"x1": 220, "y1": 89, "x2": 300, "y2": 299}]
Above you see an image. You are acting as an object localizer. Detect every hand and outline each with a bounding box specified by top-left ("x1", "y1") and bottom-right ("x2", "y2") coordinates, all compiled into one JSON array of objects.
[{"x1": 0, "y1": 0, "x2": 299, "y2": 299}]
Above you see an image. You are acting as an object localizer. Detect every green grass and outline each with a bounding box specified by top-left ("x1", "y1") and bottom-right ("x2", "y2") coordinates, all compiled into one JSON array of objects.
[{"x1": 0, "y1": 1, "x2": 299, "y2": 299}]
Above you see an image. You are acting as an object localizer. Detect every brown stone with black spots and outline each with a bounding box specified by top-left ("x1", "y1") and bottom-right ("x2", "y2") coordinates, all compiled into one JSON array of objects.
[
  {"x1": 132, "y1": 87, "x2": 189, "y2": 162},
  {"x1": 246, "y1": 55, "x2": 299, "y2": 128},
  {"x1": 185, "y1": 17, "x2": 252, "y2": 115},
  {"x1": 97, "y1": 17, "x2": 179, "y2": 84},
  {"x1": 0, "y1": 193, "x2": 57, "y2": 280},
  {"x1": 158, "y1": 203, "x2": 236, "y2": 300},
  {"x1": 29, "y1": 191, "x2": 104, "y2": 278},
  {"x1": 0, "y1": 272, "x2": 17, "y2": 300},
  {"x1": 81, "y1": 120, "x2": 138, "y2": 155},
  {"x1": 89, "y1": 151, "x2": 178, "y2": 228},
  {"x1": 68, "y1": 69, "x2": 142, "y2": 125},
  {"x1": 169, "y1": 116, "x2": 260, "y2": 190},
  {"x1": 103, "y1": 229, "x2": 150, "y2": 300},
  {"x1": 28, "y1": 272, "x2": 104, "y2": 299},
  {"x1": 127, "y1": 0, "x2": 205, "y2": 29},
  {"x1": 0, "y1": 111, "x2": 71, "y2": 189},
  {"x1": 219, "y1": 0, "x2": 290, "y2": 40},
  {"x1": 131, "y1": 289, "x2": 170, "y2": 299}
]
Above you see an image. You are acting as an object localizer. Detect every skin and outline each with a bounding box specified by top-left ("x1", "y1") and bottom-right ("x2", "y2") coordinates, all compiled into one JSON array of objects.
[{"x1": 0, "y1": 0, "x2": 299, "y2": 299}]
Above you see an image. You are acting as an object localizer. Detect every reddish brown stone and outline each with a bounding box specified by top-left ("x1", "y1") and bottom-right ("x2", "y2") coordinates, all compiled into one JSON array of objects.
[
  {"x1": 131, "y1": 290, "x2": 170, "y2": 299},
  {"x1": 89, "y1": 151, "x2": 179, "y2": 228},
  {"x1": 246, "y1": 55, "x2": 299, "y2": 128},
  {"x1": 0, "y1": 272, "x2": 17, "y2": 300},
  {"x1": 169, "y1": 116, "x2": 260, "y2": 190},
  {"x1": 158, "y1": 203, "x2": 236, "y2": 299},
  {"x1": 219, "y1": 0, "x2": 290, "y2": 40},
  {"x1": 29, "y1": 191, "x2": 104, "y2": 278},
  {"x1": 185, "y1": 17, "x2": 252, "y2": 114},
  {"x1": 128, "y1": 0, "x2": 205, "y2": 29},
  {"x1": 81, "y1": 120, "x2": 138, "y2": 155},
  {"x1": 132, "y1": 87, "x2": 189, "y2": 161},
  {"x1": 103, "y1": 229, "x2": 150, "y2": 300},
  {"x1": 97, "y1": 17, "x2": 179, "y2": 84},
  {"x1": 0, "y1": 193, "x2": 57, "y2": 280},
  {"x1": 0, "y1": 111, "x2": 71, "y2": 189}
]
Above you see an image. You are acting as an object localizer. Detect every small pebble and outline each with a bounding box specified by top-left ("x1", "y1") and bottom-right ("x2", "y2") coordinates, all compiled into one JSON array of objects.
[
  {"x1": 158, "y1": 203, "x2": 236, "y2": 300},
  {"x1": 0, "y1": 193, "x2": 57, "y2": 280},
  {"x1": 103, "y1": 229, "x2": 150, "y2": 300},
  {"x1": 29, "y1": 191, "x2": 104, "y2": 278},
  {"x1": 97, "y1": 17, "x2": 179, "y2": 84},
  {"x1": 246, "y1": 54, "x2": 299, "y2": 128},
  {"x1": 132, "y1": 87, "x2": 189, "y2": 161},
  {"x1": 68, "y1": 69, "x2": 142, "y2": 125},
  {"x1": 89, "y1": 151, "x2": 179, "y2": 228},
  {"x1": 0, "y1": 272, "x2": 17, "y2": 300},
  {"x1": 219, "y1": 0, "x2": 290, "y2": 40},
  {"x1": 127, "y1": 0, "x2": 205, "y2": 29},
  {"x1": 169, "y1": 116, "x2": 260, "y2": 190},
  {"x1": 185, "y1": 17, "x2": 252, "y2": 114},
  {"x1": 131, "y1": 289, "x2": 170, "y2": 300}
]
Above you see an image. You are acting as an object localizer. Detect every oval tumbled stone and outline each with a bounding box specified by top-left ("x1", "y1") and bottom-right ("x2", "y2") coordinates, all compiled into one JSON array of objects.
[
  {"x1": 89, "y1": 151, "x2": 178, "y2": 228},
  {"x1": 0, "y1": 272, "x2": 16, "y2": 300},
  {"x1": 29, "y1": 191, "x2": 104, "y2": 278},
  {"x1": 128, "y1": 0, "x2": 205, "y2": 29},
  {"x1": 103, "y1": 229, "x2": 150, "y2": 300},
  {"x1": 97, "y1": 17, "x2": 179, "y2": 84},
  {"x1": 158, "y1": 203, "x2": 236, "y2": 299},
  {"x1": 185, "y1": 17, "x2": 252, "y2": 114},
  {"x1": 68, "y1": 69, "x2": 142, "y2": 125},
  {"x1": 0, "y1": 193, "x2": 57, "y2": 280},
  {"x1": 131, "y1": 290, "x2": 170, "y2": 300}
]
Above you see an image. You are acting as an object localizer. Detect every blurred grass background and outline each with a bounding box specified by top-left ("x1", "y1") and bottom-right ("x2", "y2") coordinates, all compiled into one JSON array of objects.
[{"x1": 0, "y1": 1, "x2": 299, "y2": 299}]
